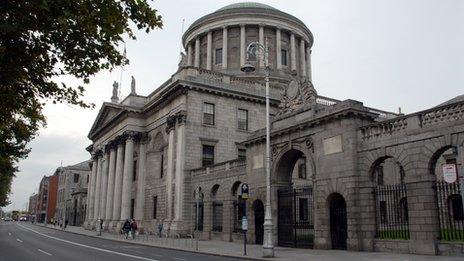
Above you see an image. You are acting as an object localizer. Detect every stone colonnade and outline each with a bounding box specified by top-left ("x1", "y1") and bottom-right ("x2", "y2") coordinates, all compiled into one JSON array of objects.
[
  {"x1": 85, "y1": 111, "x2": 188, "y2": 232},
  {"x1": 185, "y1": 24, "x2": 312, "y2": 80},
  {"x1": 85, "y1": 131, "x2": 148, "y2": 230}
]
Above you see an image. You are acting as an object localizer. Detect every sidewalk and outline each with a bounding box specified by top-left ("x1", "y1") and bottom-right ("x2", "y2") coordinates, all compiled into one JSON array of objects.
[{"x1": 35, "y1": 223, "x2": 462, "y2": 261}]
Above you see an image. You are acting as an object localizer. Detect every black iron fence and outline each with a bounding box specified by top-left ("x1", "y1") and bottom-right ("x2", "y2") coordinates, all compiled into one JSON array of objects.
[
  {"x1": 436, "y1": 181, "x2": 464, "y2": 241},
  {"x1": 277, "y1": 186, "x2": 314, "y2": 248},
  {"x1": 373, "y1": 184, "x2": 410, "y2": 239},
  {"x1": 212, "y1": 201, "x2": 223, "y2": 232}
]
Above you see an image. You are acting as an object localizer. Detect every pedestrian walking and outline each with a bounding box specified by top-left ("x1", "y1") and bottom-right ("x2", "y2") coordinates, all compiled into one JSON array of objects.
[
  {"x1": 130, "y1": 219, "x2": 138, "y2": 240},
  {"x1": 157, "y1": 221, "x2": 163, "y2": 238},
  {"x1": 64, "y1": 219, "x2": 68, "y2": 230},
  {"x1": 123, "y1": 219, "x2": 131, "y2": 239}
]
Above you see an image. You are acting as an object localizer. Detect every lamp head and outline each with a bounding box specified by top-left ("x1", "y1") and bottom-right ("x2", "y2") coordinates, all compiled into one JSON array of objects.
[{"x1": 241, "y1": 63, "x2": 256, "y2": 73}]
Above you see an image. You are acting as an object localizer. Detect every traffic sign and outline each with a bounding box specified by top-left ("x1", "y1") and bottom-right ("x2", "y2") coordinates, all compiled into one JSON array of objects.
[{"x1": 241, "y1": 183, "x2": 249, "y2": 200}]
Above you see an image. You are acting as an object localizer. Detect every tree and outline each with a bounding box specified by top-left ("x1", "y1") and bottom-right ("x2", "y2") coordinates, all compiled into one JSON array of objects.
[{"x1": 0, "y1": 0, "x2": 163, "y2": 206}]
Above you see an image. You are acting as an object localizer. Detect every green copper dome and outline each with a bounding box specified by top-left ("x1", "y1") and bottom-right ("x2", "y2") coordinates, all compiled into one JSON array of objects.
[{"x1": 216, "y1": 2, "x2": 277, "y2": 12}]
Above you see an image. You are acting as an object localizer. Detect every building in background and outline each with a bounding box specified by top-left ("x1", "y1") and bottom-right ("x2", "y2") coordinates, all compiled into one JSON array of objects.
[
  {"x1": 28, "y1": 193, "x2": 37, "y2": 222},
  {"x1": 35, "y1": 174, "x2": 58, "y2": 223},
  {"x1": 55, "y1": 160, "x2": 91, "y2": 226}
]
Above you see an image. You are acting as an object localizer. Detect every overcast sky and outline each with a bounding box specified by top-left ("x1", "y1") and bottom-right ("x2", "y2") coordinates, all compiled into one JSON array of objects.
[{"x1": 4, "y1": 0, "x2": 463, "y2": 211}]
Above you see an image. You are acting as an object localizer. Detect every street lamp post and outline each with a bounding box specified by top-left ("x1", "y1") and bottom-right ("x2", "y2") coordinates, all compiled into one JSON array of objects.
[{"x1": 241, "y1": 40, "x2": 274, "y2": 258}]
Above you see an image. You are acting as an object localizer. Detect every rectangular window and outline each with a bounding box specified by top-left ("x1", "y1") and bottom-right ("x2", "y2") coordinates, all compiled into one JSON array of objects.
[
  {"x1": 160, "y1": 154, "x2": 164, "y2": 178},
  {"x1": 237, "y1": 109, "x2": 248, "y2": 130},
  {"x1": 202, "y1": 145, "x2": 214, "y2": 167},
  {"x1": 376, "y1": 165, "x2": 384, "y2": 186},
  {"x1": 281, "y1": 49, "x2": 288, "y2": 66},
  {"x1": 299, "y1": 198, "x2": 309, "y2": 221},
  {"x1": 74, "y1": 174, "x2": 79, "y2": 183},
  {"x1": 86, "y1": 174, "x2": 89, "y2": 184},
  {"x1": 153, "y1": 196, "x2": 157, "y2": 219},
  {"x1": 298, "y1": 160, "x2": 306, "y2": 179},
  {"x1": 215, "y1": 48, "x2": 222, "y2": 64},
  {"x1": 238, "y1": 148, "x2": 246, "y2": 161},
  {"x1": 133, "y1": 160, "x2": 137, "y2": 181},
  {"x1": 203, "y1": 103, "x2": 215, "y2": 125},
  {"x1": 130, "y1": 198, "x2": 135, "y2": 219}
]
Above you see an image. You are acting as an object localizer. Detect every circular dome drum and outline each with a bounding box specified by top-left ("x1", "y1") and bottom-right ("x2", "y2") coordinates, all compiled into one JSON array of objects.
[{"x1": 182, "y1": 2, "x2": 314, "y2": 83}]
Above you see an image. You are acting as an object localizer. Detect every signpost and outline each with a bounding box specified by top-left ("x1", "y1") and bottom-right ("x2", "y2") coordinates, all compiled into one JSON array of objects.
[
  {"x1": 443, "y1": 164, "x2": 457, "y2": 183},
  {"x1": 240, "y1": 183, "x2": 249, "y2": 256}
]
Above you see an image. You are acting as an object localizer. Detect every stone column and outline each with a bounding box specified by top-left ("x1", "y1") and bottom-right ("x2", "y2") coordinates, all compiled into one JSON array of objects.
[
  {"x1": 206, "y1": 30, "x2": 212, "y2": 70},
  {"x1": 187, "y1": 44, "x2": 193, "y2": 66},
  {"x1": 203, "y1": 200, "x2": 212, "y2": 240},
  {"x1": 194, "y1": 36, "x2": 200, "y2": 68},
  {"x1": 276, "y1": 28, "x2": 282, "y2": 70},
  {"x1": 104, "y1": 145, "x2": 116, "y2": 226},
  {"x1": 120, "y1": 133, "x2": 135, "y2": 220},
  {"x1": 93, "y1": 155, "x2": 102, "y2": 220},
  {"x1": 222, "y1": 26, "x2": 228, "y2": 70},
  {"x1": 290, "y1": 33, "x2": 296, "y2": 71},
  {"x1": 240, "y1": 24, "x2": 246, "y2": 67},
  {"x1": 112, "y1": 142, "x2": 124, "y2": 224},
  {"x1": 300, "y1": 38, "x2": 307, "y2": 77},
  {"x1": 99, "y1": 150, "x2": 109, "y2": 221},
  {"x1": 87, "y1": 157, "x2": 97, "y2": 224},
  {"x1": 306, "y1": 46, "x2": 312, "y2": 82},
  {"x1": 173, "y1": 113, "x2": 186, "y2": 230},
  {"x1": 165, "y1": 116, "x2": 176, "y2": 222},
  {"x1": 134, "y1": 136, "x2": 147, "y2": 227},
  {"x1": 259, "y1": 25, "x2": 264, "y2": 68}
]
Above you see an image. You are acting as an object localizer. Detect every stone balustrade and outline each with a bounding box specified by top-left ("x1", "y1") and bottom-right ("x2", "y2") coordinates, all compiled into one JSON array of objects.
[
  {"x1": 191, "y1": 158, "x2": 246, "y2": 177},
  {"x1": 360, "y1": 100, "x2": 464, "y2": 140},
  {"x1": 421, "y1": 102, "x2": 464, "y2": 127}
]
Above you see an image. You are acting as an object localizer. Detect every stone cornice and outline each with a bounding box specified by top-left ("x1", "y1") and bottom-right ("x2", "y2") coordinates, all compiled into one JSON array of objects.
[
  {"x1": 242, "y1": 104, "x2": 378, "y2": 146},
  {"x1": 183, "y1": 8, "x2": 313, "y2": 47}
]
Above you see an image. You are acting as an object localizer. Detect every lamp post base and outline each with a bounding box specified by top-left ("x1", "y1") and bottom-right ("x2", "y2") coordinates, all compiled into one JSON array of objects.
[{"x1": 262, "y1": 222, "x2": 274, "y2": 258}]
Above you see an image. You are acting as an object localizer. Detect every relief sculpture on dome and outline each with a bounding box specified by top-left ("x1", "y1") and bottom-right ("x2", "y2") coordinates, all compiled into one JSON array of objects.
[{"x1": 278, "y1": 76, "x2": 318, "y2": 116}]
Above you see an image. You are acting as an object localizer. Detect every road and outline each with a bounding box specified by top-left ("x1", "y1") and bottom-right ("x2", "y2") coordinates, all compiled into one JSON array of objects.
[{"x1": 0, "y1": 222, "x2": 238, "y2": 261}]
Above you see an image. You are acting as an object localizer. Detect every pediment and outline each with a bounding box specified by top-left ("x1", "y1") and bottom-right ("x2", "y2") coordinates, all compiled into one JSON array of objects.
[{"x1": 88, "y1": 103, "x2": 124, "y2": 139}]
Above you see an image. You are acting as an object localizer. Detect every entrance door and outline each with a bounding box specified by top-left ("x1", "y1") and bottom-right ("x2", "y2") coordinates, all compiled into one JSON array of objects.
[
  {"x1": 330, "y1": 193, "x2": 347, "y2": 250},
  {"x1": 253, "y1": 200, "x2": 264, "y2": 244}
]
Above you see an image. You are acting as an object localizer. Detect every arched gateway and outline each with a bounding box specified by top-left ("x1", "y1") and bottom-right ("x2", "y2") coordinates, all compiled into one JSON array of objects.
[
  {"x1": 274, "y1": 149, "x2": 314, "y2": 248},
  {"x1": 329, "y1": 193, "x2": 347, "y2": 250}
]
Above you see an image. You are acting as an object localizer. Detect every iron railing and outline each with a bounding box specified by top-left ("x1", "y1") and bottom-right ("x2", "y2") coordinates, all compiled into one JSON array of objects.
[
  {"x1": 436, "y1": 181, "x2": 464, "y2": 241},
  {"x1": 373, "y1": 184, "x2": 410, "y2": 239}
]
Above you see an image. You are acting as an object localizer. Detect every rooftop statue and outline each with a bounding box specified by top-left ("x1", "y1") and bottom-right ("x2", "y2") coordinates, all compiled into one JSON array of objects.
[
  {"x1": 130, "y1": 76, "x2": 136, "y2": 95},
  {"x1": 111, "y1": 81, "x2": 119, "y2": 103}
]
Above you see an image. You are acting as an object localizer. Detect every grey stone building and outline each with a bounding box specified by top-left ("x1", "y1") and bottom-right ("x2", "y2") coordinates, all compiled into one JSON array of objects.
[
  {"x1": 56, "y1": 161, "x2": 91, "y2": 226},
  {"x1": 84, "y1": 2, "x2": 464, "y2": 256}
]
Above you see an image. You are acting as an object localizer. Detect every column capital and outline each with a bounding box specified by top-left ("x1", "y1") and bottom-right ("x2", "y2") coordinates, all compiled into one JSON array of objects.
[
  {"x1": 239, "y1": 23, "x2": 246, "y2": 28},
  {"x1": 176, "y1": 110, "x2": 187, "y2": 125},
  {"x1": 123, "y1": 130, "x2": 139, "y2": 142},
  {"x1": 222, "y1": 25, "x2": 228, "y2": 30},
  {"x1": 258, "y1": 23, "x2": 265, "y2": 28},
  {"x1": 166, "y1": 114, "x2": 177, "y2": 133}
]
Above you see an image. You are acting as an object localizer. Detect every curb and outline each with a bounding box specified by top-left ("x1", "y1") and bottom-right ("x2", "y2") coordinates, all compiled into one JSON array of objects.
[{"x1": 32, "y1": 224, "x2": 265, "y2": 260}]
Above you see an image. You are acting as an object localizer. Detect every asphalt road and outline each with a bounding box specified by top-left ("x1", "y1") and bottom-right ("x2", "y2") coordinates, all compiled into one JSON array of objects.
[{"x1": 0, "y1": 222, "x2": 238, "y2": 261}]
